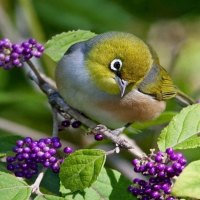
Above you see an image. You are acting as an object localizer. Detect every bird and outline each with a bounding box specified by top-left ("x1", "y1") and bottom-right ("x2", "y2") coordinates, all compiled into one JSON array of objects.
[{"x1": 55, "y1": 32, "x2": 192, "y2": 129}]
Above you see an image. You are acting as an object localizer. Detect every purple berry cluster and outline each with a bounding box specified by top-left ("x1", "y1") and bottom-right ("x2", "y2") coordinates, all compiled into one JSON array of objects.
[
  {"x1": 6, "y1": 137, "x2": 73, "y2": 178},
  {"x1": 59, "y1": 119, "x2": 81, "y2": 131},
  {"x1": 128, "y1": 148, "x2": 187, "y2": 200},
  {"x1": 0, "y1": 38, "x2": 44, "y2": 70}
]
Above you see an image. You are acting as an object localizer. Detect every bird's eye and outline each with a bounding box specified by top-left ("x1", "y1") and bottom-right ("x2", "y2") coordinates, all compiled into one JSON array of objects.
[{"x1": 110, "y1": 59, "x2": 122, "y2": 72}]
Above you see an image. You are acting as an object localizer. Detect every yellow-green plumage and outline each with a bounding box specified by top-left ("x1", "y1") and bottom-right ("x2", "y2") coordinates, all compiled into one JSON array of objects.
[
  {"x1": 56, "y1": 32, "x2": 177, "y2": 128},
  {"x1": 86, "y1": 33, "x2": 153, "y2": 95}
]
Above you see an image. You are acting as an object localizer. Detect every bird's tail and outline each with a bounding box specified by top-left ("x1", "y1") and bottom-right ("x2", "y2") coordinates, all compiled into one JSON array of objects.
[{"x1": 175, "y1": 90, "x2": 195, "y2": 106}]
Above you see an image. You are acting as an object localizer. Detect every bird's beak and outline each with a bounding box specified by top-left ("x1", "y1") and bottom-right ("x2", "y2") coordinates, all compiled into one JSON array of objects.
[{"x1": 115, "y1": 76, "x2": 128, "y2": 97}]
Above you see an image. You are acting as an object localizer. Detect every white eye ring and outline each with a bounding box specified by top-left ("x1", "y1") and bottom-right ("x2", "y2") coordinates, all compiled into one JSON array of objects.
[{"x1": 110, "y1": 59, "x2": 122, "y2": 72}]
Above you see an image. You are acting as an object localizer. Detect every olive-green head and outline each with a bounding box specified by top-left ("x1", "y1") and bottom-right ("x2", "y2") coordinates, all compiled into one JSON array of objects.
[{"x1": 84, "y1": 32, "x2": 177, "y2": 100}]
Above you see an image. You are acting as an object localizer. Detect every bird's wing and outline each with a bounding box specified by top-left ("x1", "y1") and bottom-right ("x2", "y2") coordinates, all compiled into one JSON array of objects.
[{"x1": 138, "y1": 63, "x2": 177, "y2": 101}]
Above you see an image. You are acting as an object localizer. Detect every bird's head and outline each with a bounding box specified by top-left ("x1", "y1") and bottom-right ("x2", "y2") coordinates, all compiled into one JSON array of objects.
[{"x1": 85, "y1": 32, "x2": 153, "y2": 97}]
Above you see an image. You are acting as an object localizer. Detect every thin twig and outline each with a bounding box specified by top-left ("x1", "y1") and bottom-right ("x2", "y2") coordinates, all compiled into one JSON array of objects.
[
  {"x1": 31, "y1": 169, "x2": 46, "y2": 195},
  {"x1": 106, "y1": 148, "x2": 118, "y2": 155}
]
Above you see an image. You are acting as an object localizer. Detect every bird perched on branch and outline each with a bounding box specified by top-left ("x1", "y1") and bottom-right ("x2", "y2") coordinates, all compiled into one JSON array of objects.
[{"x1": 55, "y1": 32, "x2": 193, "y2": 129}]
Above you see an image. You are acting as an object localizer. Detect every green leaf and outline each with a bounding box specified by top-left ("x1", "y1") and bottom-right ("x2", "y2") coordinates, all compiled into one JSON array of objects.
[
  {"x1": 0, "y1": 162, "x2": 8, "y2": 173},
  {"x1": 84, "y1": 168, "x2": 134, "y2": 200},
  {"x1": 59, "y1": 149, "x2": 106, "y2": 192},
  {"x1": 172, "y1": 160, "x2": 200, "y2": 199},
  {"x1": 157, "y1": 104, "x2": 200, "y2": 151},
  {"x1": 40, "y1": 169, "x2": 60, "y2": 195},
  {"x1": 61, "y1": 168, "x2": 136, "y2": 200},
  {"x1": 0, "y1": 153, "x2": 6, "y2": 158},
  {"x1": 44, "y1": 30, "x2": 96, "y2": 62},
  {"x1": 0, "y1": 171, "x2": 31, "y2": 200},
  {"x1": 34, "y1": 194, "x2": 65, "y2": 200}
]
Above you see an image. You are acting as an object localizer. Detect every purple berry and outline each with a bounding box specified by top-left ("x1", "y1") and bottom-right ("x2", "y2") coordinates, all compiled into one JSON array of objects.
[
  {"x1": 6, "y1": 156, "x2": 16, "y2": 163},
  {"x1": 22, "y1": 153, "x2": 29, "y2": 159},
  {"x1": 131, "y1": 187, "x2": 139, "y2": 195},
  {"x1": 33, "y1": 146, "x2": 40, "y2": 153},
  {"x1": 153, "y1": 184, "x2": 161, "y2": 191},
  {"x1": 127, "y1": 185, "x2": 133, "y2": 192},
  {"x1": 30, "y1": 153, "x2": 37, "y2": 159},
  {"x1": 38, "y1": 138, "x2": 45, "y2": 143},
  {"x1": 37, "y1": 151, "x2": 44, "y2": 157},
  {"x1": 134, "y1": 166, "x2": 141, "y2": 173},
  {"x1": 21, "y1": 163, "x2": 29, "y2": 169},
  {"x1": 133, "y1": 178, "x2": 140, "y2": 184},
  {"x1": 161, "y1": 183, "x2": 170, "y2": 192},
  {"x1": 29, "y1": 141, "x2": 38, "y2": 148},
  {"x1": 23, "y1": 147, "x2": 31, "y2": 153},
  {"x1": 24, "y1": 137, "x2": 32, "y2": 144},
  {"x1": 94, "y1": 133, "x2": 104, "y2": 141},
  {"x1": 16, "y1": 140, "x2": 24, "y2": 147},
  {"x1": 63, "y1": 146, "x2": 73, "y2": 154},
  {"x1": 71, "y1": 120, "x2": 81, "y2": 128},
  {"x1": 146, "y1": 162, "x2": 154, "y2": 168},
  {"x1": 51, "y1": 137, "x2": 60, "y2": 143},
  {"x1": 156, "y1": 163, "x2": 165, "y2": 171},
  {"x1": 169, "y1": 153, "x2": 178, "y2": 161},
  {"x1": 132, "y1": 159, "x2": 139, "y2": 166},
  {"x1": 144, "y1": 186, "x2": 152, "y2": 194},
  {"x1": 38, "y1": 142, "x2": 46, "y2": 148},
  {"x1": 30, "y1": 163, "x2": 38, "y2": 170},
  {"x1": 172, "y1": 162, "x2": 182, "y2": 171},
  {"x1": 138, "y1": 180, "x2": 147, "y2": 186},
  {"x1": 155, "y1": 155, "x2": 163, "y2": 163},
  {"x1": 166, "y1": 148, "x2": 174, "y2": 155},
  {"x1": 43, "y1": 161, "x2": 51, "y2": 167},
  {"x1": 151, "y1": 191, "x2": 160, "y2": 199},
  {"x1": 165, "y1": 166, "x2": 175, "y2": 176},
  {"x1": 44, "y1": 138, "x2": 51, "y2": 145},
  {"x1": 158, "y1": 171, "x2": 165, "y2": 177},
  {"x1": 16, "y1": 153, "x2": 24, "y2": 161},
  {"x1": 15, "y1": 171, "x2": 24, "y2": 177},
  {"x1": 49, "y1": 148, "x2": 56, "y2": 155},
  {"x1": 49, "y1": 156, "x2": 57, "y2": 163},
  {"x1": 43, "y1": 146, "x2": 50, "y2": 152},
  {"x1": 139, "y1": 165, "x2": 146, "y2": 172},
  {"x1": 61, "y1": 120, "x2": 71, "y2": 127},
  {"x1": 178, "y1": 158, "x2": 187, "y2": 166},
  {"x1": 43, "y1": 152, "x2": 51, "y2": 159},
  {"x1": 53, "y1": 141, "x2": 62, "y2": 149},
  {"x1": 52, "y1": 162, "x2": 60, "y2": 172},
  {"x1": 7, "y1": 164, "x2": 15, "y2": 171},
  {"x1": 148, "y1": 167, "x2": 156, "y2": 175},
  {"x1": 28, "y1": 38, "x2": 37, "y2": 45}
]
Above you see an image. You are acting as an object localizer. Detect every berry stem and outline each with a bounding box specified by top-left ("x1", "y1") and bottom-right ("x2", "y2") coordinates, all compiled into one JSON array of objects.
[
  {"x1": 31, "y1": 169, "x2": 46, "y2": 195},
  {"x1": 106, "y1": 148, "x2": 118, "y2": 155}
]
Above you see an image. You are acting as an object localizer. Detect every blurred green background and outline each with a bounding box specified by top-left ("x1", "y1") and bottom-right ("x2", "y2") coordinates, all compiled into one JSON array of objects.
[{"x1": 0, "y1": 0, "x2": 200, "y2": 170}]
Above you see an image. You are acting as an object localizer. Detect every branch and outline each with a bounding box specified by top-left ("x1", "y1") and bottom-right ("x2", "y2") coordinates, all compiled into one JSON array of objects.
[
  {"x1": 26, "y1": 60, "x2": 144, "y2": 158},
  {"x1": 31, "y1": 169, "x2": 46, "y2": 195}
]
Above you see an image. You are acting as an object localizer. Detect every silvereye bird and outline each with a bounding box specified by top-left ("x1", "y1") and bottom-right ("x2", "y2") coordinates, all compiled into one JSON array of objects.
[{"x1": 55, "y1": 32, "x2": 177, "y2": 129}]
